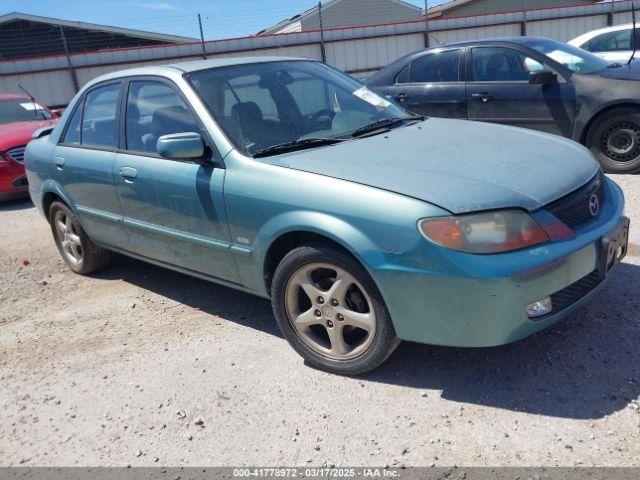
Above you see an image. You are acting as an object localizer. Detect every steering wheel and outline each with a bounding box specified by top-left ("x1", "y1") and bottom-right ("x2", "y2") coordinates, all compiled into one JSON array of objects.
[{"x1": 309, "y1": 109, "x2": 335, "y2": 123}]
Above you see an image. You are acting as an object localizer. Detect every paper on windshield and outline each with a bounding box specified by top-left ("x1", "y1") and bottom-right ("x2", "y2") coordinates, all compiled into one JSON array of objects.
[{"x1": 352, "y1": 87, "x2": 391, "y2": 110}]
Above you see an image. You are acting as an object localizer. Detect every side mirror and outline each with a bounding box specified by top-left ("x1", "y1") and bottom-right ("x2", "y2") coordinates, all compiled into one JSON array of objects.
[
  {"x1": 157, "y1": 132, "x2": 205, "y2": 161},
  {"x1": 529, "y1": 70, "x2": 557, "y2": 86}
]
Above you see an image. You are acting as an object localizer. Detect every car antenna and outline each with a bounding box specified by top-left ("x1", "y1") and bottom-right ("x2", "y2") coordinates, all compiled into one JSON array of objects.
[
  {"x1": 18, "y1": 84, "x2": 44, "y2": 121},
  {"x1": 629, "y1": 0, "x2": 638, "y2": 65}
]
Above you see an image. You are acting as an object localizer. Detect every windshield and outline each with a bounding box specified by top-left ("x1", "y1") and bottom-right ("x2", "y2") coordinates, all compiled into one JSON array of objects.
[
  {"x1": 187, "y1": 61, "x2": 412, "y2": 156},
  {"x1": 0, "y1": 98, "x2": 53, "y2": 125},
  {"x1": 524, "y1": 38, "x2": 612, "y2": 74}
]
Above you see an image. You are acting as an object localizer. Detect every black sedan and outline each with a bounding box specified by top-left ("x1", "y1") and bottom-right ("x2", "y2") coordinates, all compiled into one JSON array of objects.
[{"x1": 366, "y1": 37, "x2": 640, "y2": 174}]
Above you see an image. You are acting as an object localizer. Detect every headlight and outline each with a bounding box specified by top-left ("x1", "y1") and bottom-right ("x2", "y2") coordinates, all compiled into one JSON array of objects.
[{"x1": 418, "y1": 210, "x2": 550, "y2": 254}]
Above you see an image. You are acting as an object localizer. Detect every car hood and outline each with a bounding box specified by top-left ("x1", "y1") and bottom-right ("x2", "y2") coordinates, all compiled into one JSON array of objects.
[
  {"x1": 259, "y1": 118, "x2": 599, "y2": 214},
  {"x1": 0, "y1": 119, "x2": 57, "y2": 151},
  {"x1": 593, "y1": 61, "x2": 640, "y2": 81}
]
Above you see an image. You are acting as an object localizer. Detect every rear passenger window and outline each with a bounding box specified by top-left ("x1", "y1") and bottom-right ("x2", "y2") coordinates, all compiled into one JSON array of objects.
[
  {"x1": 125, "y1": 81, "x2": 200, "y2": 153},
  {"x1": 62, "y1": 104, "x2": 82, "y2": 144},
  {"x1": 82, "y1": 84, "x2": 120, "y2": 148},
  {"x1": 397, "y1": 50, "x2": 460, "y2": 84}
]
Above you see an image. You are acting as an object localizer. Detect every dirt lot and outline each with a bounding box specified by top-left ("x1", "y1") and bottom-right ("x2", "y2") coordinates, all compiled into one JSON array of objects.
[{"x1": 1, "y1": 175, "x2": 639, "y2": 467}]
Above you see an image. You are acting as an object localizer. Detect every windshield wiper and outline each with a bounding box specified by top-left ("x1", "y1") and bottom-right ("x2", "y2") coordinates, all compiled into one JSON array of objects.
[
  {"x1": 252, "y1": 137, "x2": 345, "y2": 158},
  {"x1": 350, "y1": 116, "x2": 424, "y2": 138},
  {"x1": 607, "y1": 62, "x2": 624, "y2": 69}
]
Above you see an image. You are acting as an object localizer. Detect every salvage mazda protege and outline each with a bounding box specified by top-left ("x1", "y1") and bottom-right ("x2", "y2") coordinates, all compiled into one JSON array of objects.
[{"x1": 25, "y1": 58, "x2": 629, "y2": 375}]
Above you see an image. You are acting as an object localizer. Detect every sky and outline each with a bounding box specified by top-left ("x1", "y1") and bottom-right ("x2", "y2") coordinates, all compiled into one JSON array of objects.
[{"x1": 0, "y1": 0, "x2": 451, "y2": 40}]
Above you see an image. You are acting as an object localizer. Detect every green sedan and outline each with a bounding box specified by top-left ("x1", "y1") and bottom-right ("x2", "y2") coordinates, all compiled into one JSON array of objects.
[{"x1": 25, "y1": 57, "x2": 629, "y2": 374}]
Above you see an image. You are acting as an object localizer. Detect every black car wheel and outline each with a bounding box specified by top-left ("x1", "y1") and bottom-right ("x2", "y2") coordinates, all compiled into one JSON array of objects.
[{"x1": 587, "y1": 108, "x2": 640, "y2": 174}]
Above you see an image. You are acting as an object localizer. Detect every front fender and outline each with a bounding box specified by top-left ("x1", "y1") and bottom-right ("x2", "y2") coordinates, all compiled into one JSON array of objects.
[
  {"x1": 234, "y1": 211, "x2": 382, "y2": 297},
  {"x1": 261, "y1": 209, "x2": 380, "y2": 258}
]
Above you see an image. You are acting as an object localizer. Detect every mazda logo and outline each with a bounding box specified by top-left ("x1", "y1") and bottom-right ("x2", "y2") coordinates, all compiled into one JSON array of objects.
[{"x1": 588, "y1": 193, "x2": 600, "y2": 217}]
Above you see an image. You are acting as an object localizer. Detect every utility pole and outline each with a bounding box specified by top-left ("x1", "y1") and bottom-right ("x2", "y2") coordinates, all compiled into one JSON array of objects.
[
  {"x1": 59, "y1": 27, "x2": 79, "y2": 93},
  {"x1": 424, "y1": 0, "x2": 429, "y2": 48},
  {"x1": 521, "y1": 0, "x2": 527, "y2": 36},
  {"x1": 318, "y1": 1, "x2": 327, "y2": 63},
  {"x1": 198, "y1": 13, "x2": 207, "y2": 60},
  {"x1": 607, "y1": 0, "x2": 615, "y2": 26}
]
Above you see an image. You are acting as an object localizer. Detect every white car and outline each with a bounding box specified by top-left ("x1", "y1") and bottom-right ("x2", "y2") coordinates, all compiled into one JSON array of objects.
[{"x1": 569, "y1": 24, "x2": 638, "y2": 64}]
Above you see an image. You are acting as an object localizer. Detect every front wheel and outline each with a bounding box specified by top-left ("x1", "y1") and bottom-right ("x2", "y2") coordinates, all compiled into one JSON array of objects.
[
  {"x1": 271, "y1": 244, "x2": 399, "y2": 375},
  {"x1": 586, "y1": 108, "x2": 640, "y2": 174}
]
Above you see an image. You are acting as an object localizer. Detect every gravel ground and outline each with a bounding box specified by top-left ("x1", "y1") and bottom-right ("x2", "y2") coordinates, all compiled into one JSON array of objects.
[{"x1": 1, "y1": 175, "x2": 639, "y2": 467}]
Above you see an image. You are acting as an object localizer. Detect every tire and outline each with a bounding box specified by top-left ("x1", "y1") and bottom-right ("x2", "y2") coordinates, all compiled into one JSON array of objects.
[
  {"x1": 271, "y1": 243, "x2": 400, "y2": 375},
  {"x1": 49, "y1": 201, "x2": 110, "y2": 275},
  {"x1": 586, "y1": 107, "x2": 640, "y2": 174}
]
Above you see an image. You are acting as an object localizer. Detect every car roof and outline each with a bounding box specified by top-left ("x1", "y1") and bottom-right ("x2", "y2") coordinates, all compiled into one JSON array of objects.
[
  {"x1": 430, "y1": 36, "x2": 552, "y2": 49},
  {"x1": 166, "y1": 56, "x2": 308, "y2": 72},
  {"x1": 86, "y1": 56, "x2": 309, "y2": 85}
]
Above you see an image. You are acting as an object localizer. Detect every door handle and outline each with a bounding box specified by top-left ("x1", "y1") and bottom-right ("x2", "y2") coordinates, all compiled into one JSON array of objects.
[
  {"x1": 471, "y1": 93, "x2": 493, "y2": 103},
  {"x1": 395, "y1": 92, "x2": 408, "y2": 102},
  {"x1": 119, "y1": 166, "x2": 138, "y2": 180},
  {"x1": 54, "y1": 157, "x2": 66, "y2": 169}
]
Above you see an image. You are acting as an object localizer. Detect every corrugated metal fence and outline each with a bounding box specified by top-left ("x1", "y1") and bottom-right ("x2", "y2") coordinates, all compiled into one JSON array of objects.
[{"x1": 0, "y1": 0, "x2": 636, "y2": 107}]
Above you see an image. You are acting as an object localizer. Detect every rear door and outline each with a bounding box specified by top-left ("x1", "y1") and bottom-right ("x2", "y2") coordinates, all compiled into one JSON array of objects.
[
  {"x1": 465, "y1": 45, "x2": 576, "y2": 136},
  {"x1": 385, "y1": 48, "x2": 467, "y2": 118},
  {"x1": 113, "y1": 77, "x2": 239, "y2": 283},
  {"x1": 53, "y1": 81, "x2": 129, "y2": 249}
]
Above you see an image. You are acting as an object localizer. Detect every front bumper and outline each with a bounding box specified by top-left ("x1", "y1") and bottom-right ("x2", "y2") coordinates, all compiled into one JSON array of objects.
[
  {"x1": 370, "y1": 177, "x2": 626, "y2": 347},
  {"x1": 0, "y1": 162, "x2": 28, "y2": 201}
]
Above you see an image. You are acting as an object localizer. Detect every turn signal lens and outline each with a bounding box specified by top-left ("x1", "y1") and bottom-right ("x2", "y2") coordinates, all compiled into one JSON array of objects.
[{"x1": 419, "y1": 210, "x2": 550, "y2": 254}]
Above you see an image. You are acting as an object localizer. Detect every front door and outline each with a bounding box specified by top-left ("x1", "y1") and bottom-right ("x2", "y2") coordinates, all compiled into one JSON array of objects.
[
  {"x1": 466, "y1": 46, "x2": 576, "y2": 137},
  {"x1": 53, "y1": 81, "x2": 129, "y2": 249},
  {"x1": 386, "y1": 48, "x2": 467, "y2": 119},
  {"x1": 114, "y1": 78, "x2": 239, "y2": 283}
]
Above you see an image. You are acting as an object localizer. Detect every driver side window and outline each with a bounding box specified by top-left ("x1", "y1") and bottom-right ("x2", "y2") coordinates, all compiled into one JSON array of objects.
[
  {"x1": 471, "y1": 47, "x2": 544, "y2": 82},
  {"x1": 125, "y1": 81, "x2": 200, "y2": 154}
]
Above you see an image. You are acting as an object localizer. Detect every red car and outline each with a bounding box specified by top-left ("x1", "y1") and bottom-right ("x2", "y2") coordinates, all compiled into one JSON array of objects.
[{"x1": 0, "y1": 93, "x2": 59, "y2": 201}]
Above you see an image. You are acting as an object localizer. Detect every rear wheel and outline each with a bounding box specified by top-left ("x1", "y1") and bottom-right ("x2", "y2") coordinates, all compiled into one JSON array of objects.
[
  {"x1": 49, "y1": 201, "x2": 110, "y2": 274},
  {"x1": 271, "y1": 244, "x2": 399, "y2": 375},
  {"x1": 586, "y1": 108, "x2": 640, "y2": 174}
]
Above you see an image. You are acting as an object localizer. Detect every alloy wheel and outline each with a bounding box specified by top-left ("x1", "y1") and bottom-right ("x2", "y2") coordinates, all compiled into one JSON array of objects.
[
  {"x1": 284, "y1": 262, "x2": 376, "y2": 361},
  {"x1": 54, "y1": 210, "x2": 84, "y2": 266}
]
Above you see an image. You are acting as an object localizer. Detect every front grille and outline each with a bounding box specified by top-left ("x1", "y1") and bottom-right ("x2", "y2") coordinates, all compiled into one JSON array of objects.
[
  {"x1": 549, "y1": 270, "x2": 602, "y2": 314},
  {"x1": 6, "y1": 145, "x2": 26, "y2": 164},
  {"x1": 546, "y1": 174, "x2": 605, "y2": 229}
]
